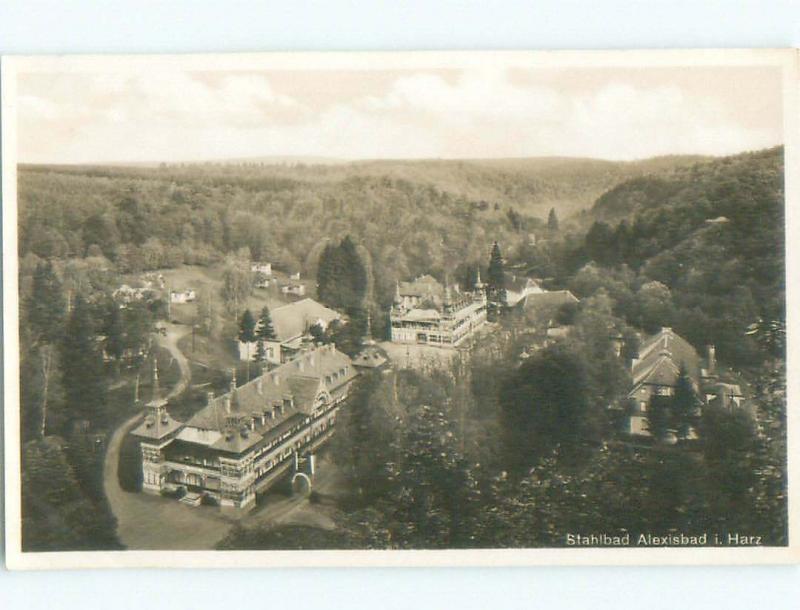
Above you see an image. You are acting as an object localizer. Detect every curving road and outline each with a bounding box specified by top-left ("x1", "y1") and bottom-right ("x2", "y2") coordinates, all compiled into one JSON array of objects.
[
  {"x1": 102, "y1": 324, "x2": 235, "y2": 550},
  {"x1": 102, "y1": 323, "x2": 334, "y2": 549},
  {"x1": 160, "y1": 324, "x2": 192, "y2": 399}
]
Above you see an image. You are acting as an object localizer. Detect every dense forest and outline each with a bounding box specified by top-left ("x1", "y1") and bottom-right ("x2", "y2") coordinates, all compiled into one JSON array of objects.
[
  {"x1": 17, "y1": 146, "x2": 786, "y2": 551},
  {"x1": 511, "y1": 147, "x2": 785, "y2": 366},
  {"x1": 18, "y1": 155, "x2": 702, "y2": 315}
]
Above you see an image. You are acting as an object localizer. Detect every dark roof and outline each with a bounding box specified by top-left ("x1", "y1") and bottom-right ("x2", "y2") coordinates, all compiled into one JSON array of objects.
[
  {"x1": 131, "y1": 398, "x2": 183, "y2": 440},
  {"x1": 631, "y1": 327, "x2": 701, "y2": 390},
  {"x1": 185, "y1": 345, "x2": 356, "y2": 445},
  {"x1": 286, "y1": 376, "x2": 324, "y2": 414},
  {"x1": 353, "y1": 347, "x2": 389, "y2": 369}
]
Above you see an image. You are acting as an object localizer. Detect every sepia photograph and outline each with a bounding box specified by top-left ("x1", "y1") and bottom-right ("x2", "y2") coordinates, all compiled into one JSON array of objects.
[{"x1": 2, "y1": 50, "x2": 798, "y2": 568}]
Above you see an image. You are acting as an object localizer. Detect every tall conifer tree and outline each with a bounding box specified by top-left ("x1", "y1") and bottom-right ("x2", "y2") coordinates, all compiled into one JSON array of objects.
[
  {"x1": 486, "y1": 241, "x2": 507, "y2": 308},
  {"x1": 27, "y1": 260, "x2": 65, "y2": 344},
  {"x1": 256, "y1": 306, "x2": 277, "y2": 342},
  {"x1": 27, "y1": 261, "x2": 66, "y2": 437},
  {"x1": 547, "y1": 207, "x2": 560, "y2": 232},
  {"x1": 60, "y1": 294, "x2": 106, "y2": 424}
]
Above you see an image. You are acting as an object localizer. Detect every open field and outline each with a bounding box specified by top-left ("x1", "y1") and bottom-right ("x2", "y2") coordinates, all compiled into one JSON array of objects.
[{"x1": 125, "y1": 263, "x2": 317, "y2": 325}]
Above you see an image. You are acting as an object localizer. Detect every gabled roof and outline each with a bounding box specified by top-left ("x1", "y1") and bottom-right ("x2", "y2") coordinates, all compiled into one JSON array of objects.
[
  {"x1": 630, "y1": 327, "x2": 701, "y2": 391},
  {"x1": 286, "y1": 376, "x2": 324, "y2": 414},
  {"x1": 520, "y1": 290, "x2": 578, "y2": 309},
  {"x1": 632, "y1": 355, "x2": 681, "y2": 387},
  {"x1": 504, "y1": 272, "x2": 541, "y2": 295},
  {"x1": 268, "y1": 298, "x2": 342, "y2": 343}
]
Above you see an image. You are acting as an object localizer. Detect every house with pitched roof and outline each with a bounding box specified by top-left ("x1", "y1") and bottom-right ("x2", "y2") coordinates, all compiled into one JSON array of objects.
[
  {"x1": 625, "y1": 327, "x2": 748, "y2": 438},
  {"x1": 238, "y1": 298, "x2": 343, "y2": 365},
  {"x1": 519, "y1": 289, "x2": 579, "y2": 312},
  {"x1": 504, "y1": 272, "x2": 544, "y2": 307},
  {"x1": 132, "y1": 344, "x2": 356, "y2": 511}
]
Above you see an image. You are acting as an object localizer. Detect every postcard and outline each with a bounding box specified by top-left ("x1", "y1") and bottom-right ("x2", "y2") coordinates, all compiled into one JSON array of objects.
[{"x1": 3, "y1": 49, "x2": 798, "y2": 568}]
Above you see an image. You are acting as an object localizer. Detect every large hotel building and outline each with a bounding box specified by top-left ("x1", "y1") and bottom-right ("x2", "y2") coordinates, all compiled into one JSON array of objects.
[{"x1": 389, "y1": 274, "x2": 487, "y2": 347}]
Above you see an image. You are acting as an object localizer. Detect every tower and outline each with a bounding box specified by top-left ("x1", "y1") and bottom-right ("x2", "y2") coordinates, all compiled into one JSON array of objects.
[
  {"x1": 363, "y1": 308, "x2": 376, "y2": 345},
  {"x1": 146, "y1": 357, "x2": 168, "y2": 428},
  {"x1": 132, "y1": 355, "x2": 182, "y2": 495},
  {"x1": 474, "y1": 268, "x2": 484, "y2": 291},
  {"x1": 393, "y1": 280, "x2": 403, "y2": 311}
]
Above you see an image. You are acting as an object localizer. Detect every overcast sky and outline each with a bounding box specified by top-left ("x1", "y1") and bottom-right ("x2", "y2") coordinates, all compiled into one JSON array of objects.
[{"x1": 16, "y1": 64, "x2": 783, "y2": 164}]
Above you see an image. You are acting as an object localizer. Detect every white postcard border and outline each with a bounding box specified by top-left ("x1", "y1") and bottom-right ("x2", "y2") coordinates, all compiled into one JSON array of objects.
[{"x1": 3, "y1": 49, "x2": 799, "y2": 569}]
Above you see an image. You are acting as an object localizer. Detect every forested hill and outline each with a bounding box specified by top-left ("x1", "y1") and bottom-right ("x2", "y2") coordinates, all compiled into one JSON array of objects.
[
  {"x1": 317, "y1": 155, "x2": 708, "y2": 217},
  {"x1": 20, "y1": 153, "x2": 703, "y2": 221},
  {"x1": 573, "y1": 146, "x2": 784, "y2": 364},
  {"x1": 589, "y1": 147, "x2": 783, "y2": 224}
]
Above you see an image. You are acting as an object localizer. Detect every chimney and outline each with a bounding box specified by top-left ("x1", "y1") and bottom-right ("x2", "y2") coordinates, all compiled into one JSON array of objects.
[
  {"x1": 230, "y1": 367, "x2": 237, "y2": 394},
  {"x1": 610, "y1": 334, "x2": 624, "y2": 359},
  {"x1": 206, "y1": 391, "x2": 215, "y2": 405},
  {"x1": 257, "y1": 377, "x2": 263, "y2": 395},
  {"x1": 272, "y1": 372, "x2": 280, "y2": 385},
  {"x1": 707, "y1": 345, "x2": 716, "y2": 375},
  {"x1": 225, "y1": 396, "x2": 231, "y2": 414}
]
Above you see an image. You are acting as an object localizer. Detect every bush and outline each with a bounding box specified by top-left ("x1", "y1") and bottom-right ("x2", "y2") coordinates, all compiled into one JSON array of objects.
[
  {"x1": 201, "y1": 493, "x2": 219, "y2": 506},
  {"x1": 160, "y1": 485, "x2": 187, "y2": 499},
  {"x1": 117, "y1": 434, "x2": 142, "y2": 492}
]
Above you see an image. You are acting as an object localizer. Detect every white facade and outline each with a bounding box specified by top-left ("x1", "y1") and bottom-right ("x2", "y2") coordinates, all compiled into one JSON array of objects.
[
  {"x1": 390, "y1": 277, "x2": 487, "y2": 347},
  {"x1": 251, "y1": 262, "x2": 272, "y2": 276},
  {"x1": 170, "y1": 289, "x2": 196, "y2": 304},
  {"x1": 281, "y1": 283, "x2": 306, "y2": 296}
]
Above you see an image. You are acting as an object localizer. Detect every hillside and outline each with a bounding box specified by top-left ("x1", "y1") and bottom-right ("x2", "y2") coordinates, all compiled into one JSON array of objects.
[
  {"x1": 574, "y1": 146, "x2": 784, "y2": 364},
  {"x1": 589, "y1": 147, "x2": 783, "y2": 224},
  {"x1": 20, "y1": 153, "x2": 704, "y2": 224}
]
